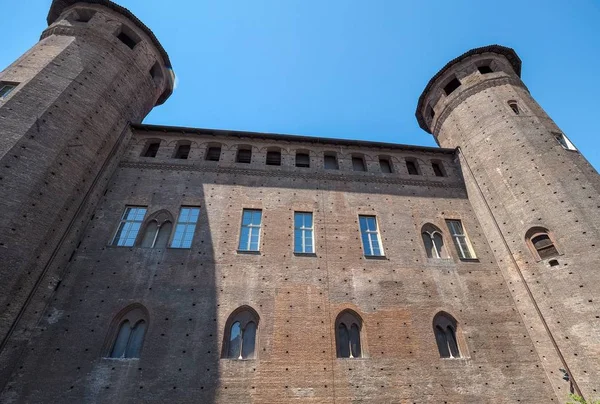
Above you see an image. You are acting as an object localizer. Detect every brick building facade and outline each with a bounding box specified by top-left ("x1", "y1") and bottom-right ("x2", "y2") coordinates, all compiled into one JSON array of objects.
[{"x1": 0, "y1": 1, "x2": 598, "y2": 403}]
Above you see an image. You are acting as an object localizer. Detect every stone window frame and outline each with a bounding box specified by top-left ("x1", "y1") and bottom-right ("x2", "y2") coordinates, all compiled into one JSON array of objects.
[
  {"x1": 323, "y1": 151, "x2": 339, "y2": 170},
  {"x1": 405, "y1": 158, "x2": 421, "y2": 176},
  {"x1": 139, "y1": 209, "x2": 174, "y2": 249},
  {"x1": 295, "y1": 150, "x2": 311, "y2": 168},
  {"x1": 430, "y1": 159, "x2": 446, "y2": 177},
  {"x1": 221, "y1": 306, "x2": 260, "y2": 360},
  {"x1": 140, "y1": 139, "x2": 162, "y2": 158},
  {"x1": 421, "y1": 223, "x2": 450, "y2": 260},
  {"x1": 265, "y1": 147, "x2": 282, "y2": 166},
  {"x1": 445, "y1": 219, "x2": 477, "y2": 260},
  {"x1": 432, "y1": 311, "x2": 464, "y2": 359},
  {"x1": 102, "y1": 303, "x2": 149, "y2": 360},
  {"x1": 351, "y1": 153, "x2": 367, "y2": 172},
  {"x1": 236, "y1": 145, "x2": 253, "y2": 164},
  {"x1": 378, "y1": 155, "x2": 393, "y2": 174},
  {"x1": 525, "y1": 226, "x2": 561, "y2": 262},
  {"x1": 172, "y1": 140, "x2": 192, "y2": 159},
  {"x1": 205, "y1": 143, "x2": 222, "y2": 161}
]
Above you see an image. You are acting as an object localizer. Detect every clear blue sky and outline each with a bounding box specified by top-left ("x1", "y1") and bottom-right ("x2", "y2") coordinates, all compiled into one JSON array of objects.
[{"x1": 2, "y1": 0, "x2": 600, "y2": 169}]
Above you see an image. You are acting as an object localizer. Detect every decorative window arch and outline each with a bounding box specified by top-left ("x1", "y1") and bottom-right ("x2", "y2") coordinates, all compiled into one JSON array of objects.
[
  {"x1": 335, "y1": 310, "x2": 363, "y2": 358},
  {"x1": 140, "y1": 210, "x2": 174, "y2": 248},
  {"x1": 104, "y1": 304, "x2": 149, "y2": 359},
  {"x1": 433, "y1": 311, "x2": 461, "y2": 359},
  {"x1": 222, "y1": 306, "x2": 259, "y2": 360},
  {"x1": 526, "y1": 227, "x2": 559, "y2": 261},
  {"x1": 421, "y1": 223, "x2": 448, "y2": 259}
]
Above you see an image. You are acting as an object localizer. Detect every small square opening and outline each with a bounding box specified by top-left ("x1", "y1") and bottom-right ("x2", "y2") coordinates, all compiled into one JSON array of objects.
[
  {"x1": 206, "y1": 147, "x2": 221, "y2": 161},
  {"x1": 174, "y1": 144, "x2": 190, "y2": 159},
  {"x1": 478, "y1": 65, "x2": 493, "y2": 74},
  {"x1": 117, "y1": 26, "x2": 140, "y2": 50},
  {"x1": 443, "y1": 77, "x2": 461, "y2": 96},
  {"x1": 296, "y1": 153, "x2": 310, "y2": 168}
]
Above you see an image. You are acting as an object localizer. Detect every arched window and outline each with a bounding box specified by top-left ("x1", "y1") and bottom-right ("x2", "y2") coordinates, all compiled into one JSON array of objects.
[
  {"x1": 335, "y1": 310, "x2": 363, "y2": 358},
  {"x1": 142, "y1": 140, "x2": 160, "y2": 158},
  {"x1": 526, "y1": 227, "x2": 559, "y2": 260},
  {"x1": 140, "y1": 210, "x2": 174, "y2": 248},
  {"x1": 222, "y1": 307, "x2": 259, "y2": 359},
  {"x1": 433, "y1": 312, "x2": 461, "y2": 359},
  {"x1": 508, "y1": 100, "x2": 520, "y2": 115},
  {"x1": 105, "y1": 304, "x2": 149, "y2": 359},
  {"x1": 421, "y1": 224, "x2": 448, "y2": 259},
  {"x1": 266, "y1": 148, "x2": 282, "y2": 166},
  {"x1": 173, "y1": 140, "x2": 191, "y2": 159}
]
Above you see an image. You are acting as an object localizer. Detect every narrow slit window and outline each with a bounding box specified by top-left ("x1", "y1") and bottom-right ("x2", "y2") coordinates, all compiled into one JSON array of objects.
[
  {"x1": 296, "y1": 152, "x2": 310, "y2": 168},
  {"x1": 171, "y1": 207, "x2": 200, "y2": 248},
  {"x1": 324, "y1": 154, "x2": 338, "y2": 170},
  {"x1": 112, "y1": 206, "x2": 147, "y2": 247},
  {"x1": 294, "y1": 212, "x2": 314, "y2": 253},
  {"x1": 173, "y1": 143, "x2": 190, "y2": 159},
  {"x1": 443, "y1": 77, "x2": 461, "y2": 96},
  {"x1": 379, "y1": 158, "x2": 392, "y2": 174},
  {"x1": 266, "y1": 150, "x2": 281, "y2": 166},
  {"x1": 0, "y1": 82, "x2": 18, "y2": 99},
  {"x1": 508, "y1": 101, "x2": 520, "y2": 115},
  {"x1": 239, "y1": 209, "x2": 262, "y2": 252},
  {"x1": 406, "y1": 160, "x2": 419, "y2": 175},
  {"x1": 359, "y1": 215, "x2": 384, "y2": 257},
  {"x1": 446, "y1": 220, "x2": 476, "y2": 259},
  {"x1": 142, "y1": 142, "x2": 160, "y2": 158},
  {"x1": 237, "y1": 148, "x2": 252, "y2": 164},
  {"x1": 205, "y1": 146, "x2": 221, "y2": 161},
  {"x1": 352, "y1": 156, "x2": 367, "y2": 172}
]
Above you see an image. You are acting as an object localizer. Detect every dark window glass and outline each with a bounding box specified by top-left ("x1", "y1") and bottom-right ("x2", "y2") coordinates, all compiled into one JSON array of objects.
[
  {"x1": 350, "y1": 324, "x2": 361, "y2": 358},
  {"x1": 352, "y1": 157, "x2": 366, "y2": 172},
  {"x1": 531, "y1": 234, "x2": 559, "y2": 259},
  {"x1": 241, "y1": 322, "x2": 257, "y2": 359},
  {"x1": 337, "y1": 324, "x2": 350, "y2": 358},
  {"x1": 266, "y1": 151, "x2": 281, "y2": 166},
  {"x1": 296, "y1": 153, "x2": 310, "y2": 167},
  {"x1": 406, "y1": 160, "x2": 419, "y2": 175},
  {"x1": 478, "y1": 65, "x2": 493, "y2": 74},
  {"x1": 509, "y1": 101, "x2": 520, "y2": 115},
  {"x1": 443, "y1": 77, "x2": 461, "y2": 95},
  {"x1": 432, "y1": 162, "x2": 445, "y2": 177},
  {"x1": 435, "y1": 325, "x2": 450, "y2": 358},
  {"x1": 110, "y1": 320, "x2": 146, "y2": 358},
  {"x1": 206, "y1": 146, "x2": 221, "y2": 161},
  {"x1": 237, "y1": 148, "x2": 252, "y2": 164},
  {"x1": 324, "y1": 155, "x2": 338, "y2": 170},
  {"x1": 143, "y1": 142, "x2": 160, "y2": 158},
  {"x1": 110, "y1": 320, "x2": 131, "y2": 358},
  {"x1": 447, "y1": 326, "x2": 460, "y2": 358},
  {"x1": 379, "y1": 158, "x2": 392, "y2": 173},
  {"x1": 174, "y1": 144, "x2": 190, "y2": 159}
]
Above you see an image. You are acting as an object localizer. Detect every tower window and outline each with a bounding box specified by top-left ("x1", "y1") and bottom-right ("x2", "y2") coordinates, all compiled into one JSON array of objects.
[
  {"x1": 406, "y1": 159, "x2": 420, "y2": 175},
  {"x1": 433, "y1": 312, "x2": 461, "y2": 359},
  {"x1": 173, "y1": 142, "x2": 191, "y2": 159},
  {"x1": 266, "y1": 150, "x2": 281, "y2": 166},
  {"x1": 379, "y1": 157, "x2": 392, "y2": 174},
  {"x1": 443, "y1": 77, "x2": 461, "y2": 96},
  {"x1": 142, "y1": 141, "x2": 160, "y2": 158},
  {"x1": 117, "y1": 26, "x2": 140, "y2": 50},
  {"x1": 106, "y1": 305, "x2": 149, "y2": 359},
  {"x1": 149, "y1": 62, "x2": 163, "y2": 85},
  {"x1": 526, "y1": 227, "x2": 559, "y2": 261},
  {"x1": 0, "y1": 82, "x2": 17, "y2": 99},
  {"x1": 359, "y1": 215, "x2": 384, "y2": 257},
  {"x1": 431, "y1": 161, "x2": 445, "y2": 177},
  {"x1": 352, "y1": 155, "x2": 366, "y2": 172},
  {"x1": 236, "y1": 147, "x2": 252, "y2": 164},
  {"x1": 335, "y1": 310, "x2": 363, "y2": 358},
  {"x1": 112, "y1": 206, "x2": 147, "y2": 247},
  {"x1": 446, "y1": 219, "x2": 476, "y2": 259},
  {"x1": 295, "y1": 152, "x2": 310, "y2": 168},
  {"x1": 477, "y1": 65, "x2": 493, "y2": 74},
  {"x1": 71, "y1": 9, "x2": 96, "y2": 23},
  {"x1": 171, "y1": 207, "x2": 200, "y2": 249},
  {"x1": 324, "y1": 153, "x2": 339, "y2": 170},
  {"x1": 238, "y1": 209, "x2": 262, "y2": 252},
  {"x1": 553, "y1": 132, "x2": 577, "y2": 151},
  {"x1": 508, "y1": 100, "x2": 520, "y2": 115},
  {"x1": 205, "y1": 146, "x2": 221, "y2": 161},
  {"x1": 222, "y1": 307, "x2": 259, "y2": 360}
]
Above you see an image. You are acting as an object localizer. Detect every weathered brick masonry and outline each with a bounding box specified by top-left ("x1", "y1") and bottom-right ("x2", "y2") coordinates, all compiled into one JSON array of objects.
[{"x1": 0, "y1": 1, "x2": 597, "y2": 403}]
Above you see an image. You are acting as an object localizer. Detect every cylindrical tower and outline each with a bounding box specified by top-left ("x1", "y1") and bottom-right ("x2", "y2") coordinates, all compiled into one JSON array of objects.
[
  {"x1": 416, "y1": 45, "x2": 600, "y2": 400},
  {"x1": 0, "y1": 0, "x2": 173, "y2": 368}
]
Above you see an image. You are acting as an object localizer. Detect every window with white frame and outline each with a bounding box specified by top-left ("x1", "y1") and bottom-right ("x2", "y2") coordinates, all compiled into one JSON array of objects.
[
  {"x1": 446, "y1": 220, "x2": 476, "y2": 259},
  {"x1": 171, "y1": 207, "x2": 200, "y2": 248},
  {"x1": 111, "y1": 206, "x2": 147, "y2": 246},
  {"x1": 238, "y1": 209, "x2": 262, "y2": 251},
  {"x1": 553, "y1": 132, "x2": 577, "y2": 151},
  {"x1": 358, "y1": 215, "x2": 384, "y2": 257},
  {"x1": 294, "y1": 212, "x2": 314, "y2": 253}
]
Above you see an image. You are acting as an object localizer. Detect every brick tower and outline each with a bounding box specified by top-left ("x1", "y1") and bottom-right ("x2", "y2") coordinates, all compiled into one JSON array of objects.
[
  {"x1": 0, "y1": 0, "x2": 172, "y2": 384},
  {"x1": 416, "y1": 45, "x2": 600, "y2": 400}
]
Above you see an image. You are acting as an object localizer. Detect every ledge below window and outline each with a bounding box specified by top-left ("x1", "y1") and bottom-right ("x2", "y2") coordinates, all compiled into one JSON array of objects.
[
  {"x1": 236, "y1": 250, "x2": 261, "y2": 255},
  {"x1": 458, "y1": 258, "x2": 479, "y2": 263},
  {"x1": 364, "y1": 255, "x2": 387, "y2": 260},
  {"x1": 293, "y1": 252, "x2": 317, "y2": 257}
]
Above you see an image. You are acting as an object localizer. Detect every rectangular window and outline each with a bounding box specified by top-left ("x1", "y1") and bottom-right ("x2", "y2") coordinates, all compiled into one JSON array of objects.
[
  {"x1": 324, "y1": 154, "x2": 338, "y2": 170},
  {"x1": 143, "y1": 142, "x2": 160, "y2": 157},
  {"x1": 294, "y1": 212, "x2": 314, "y2": 253},
  {"x1": 359, "y1": 215, "x2": 384, "y2": 257},
  {"x1": 171, "y1": 207, "x2": 200, "y2": 248},
  {"x1": 238, "y1": 209, "x2": 262, "y2": 252},
  {"x1": 237, "y1": 148, "x2": 252, "y2": 164},
  {"x1": 352, "y1": 156, "x2": 366, "y2": 172},
  {"x1": 379, "y1": 158, "x2": 392, "y2": 173},
  {"x1": 0, "y1": 82, "x2": 17, "y2": 99},
  {"x1": 296, "y1": 152, "x2": 310, "y2": 168},
  {"x1": 112, "y1": 206, "x2": 147, "y2": 246},
  {"x1": 205, "y1": 146, "x2": 221, "y2": 161},
  {"x1": 174, "y1": 144, "x2": 190, "y2": 159},
  {"x1": 432, "y1": 162, "x2": 445, "y2": 177},
  {"x1": 446, "y1": 220, "x2": 476, "y2": 259},
  {"x1": 266, "y1": 151, "x2": 281, "y2": 166},
  {"x1": 406, "y1": 160, "x2": 419, "y2": 175}
]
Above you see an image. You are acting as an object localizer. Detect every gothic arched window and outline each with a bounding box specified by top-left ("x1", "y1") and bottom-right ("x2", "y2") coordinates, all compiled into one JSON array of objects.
[
  {"x1": 105, "y1": 304, "x2": 149, "y2": 359},
  {"x1": 222, "y1": 307, "x2": 259, "y2": 360},
  {"x1": 433, "y1": 312, "x2": 461, "y2": 359},
  {"x1": 421, "y1": 224, "x2": 448, "y2": 259},
  {"x1": 140, "y1": 210, "x2": 174, "y2": 248},
  {"x1": 335, "y1": 310, "x2": 363, "y2": 358}
]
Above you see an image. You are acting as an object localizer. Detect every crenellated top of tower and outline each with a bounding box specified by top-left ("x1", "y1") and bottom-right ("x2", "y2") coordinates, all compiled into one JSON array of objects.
[
  {"x1": 47, "y1": 0, "x2": 174, "y2": 105},
  {"x1": 415, "y1": 45, "x2": 523, "y2": 136}
]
